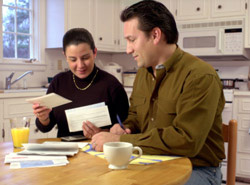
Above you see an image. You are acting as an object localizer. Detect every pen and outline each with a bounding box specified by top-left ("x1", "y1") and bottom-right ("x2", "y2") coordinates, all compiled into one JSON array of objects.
[{"x1": 116, "y1": 114, "x2": 125, "y2": 130}]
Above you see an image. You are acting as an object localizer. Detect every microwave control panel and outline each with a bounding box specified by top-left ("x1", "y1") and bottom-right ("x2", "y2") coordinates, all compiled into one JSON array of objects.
[{"x1": 224, "y1": 28, "x2": 243, "y2": 54}]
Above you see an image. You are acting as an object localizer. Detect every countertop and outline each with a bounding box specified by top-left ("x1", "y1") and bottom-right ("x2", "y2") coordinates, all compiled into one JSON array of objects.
[
  {"x1": 0, "y1": 88, "x2": 47, "y2": 99},
  {"x1": 234, "y1": 90, "x2": 250, "y2": 96}
]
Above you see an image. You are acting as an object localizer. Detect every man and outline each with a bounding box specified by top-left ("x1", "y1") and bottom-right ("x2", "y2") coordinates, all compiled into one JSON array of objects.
[{"x1": 91, "y1": 1, "x2": 225, "y2": 184}]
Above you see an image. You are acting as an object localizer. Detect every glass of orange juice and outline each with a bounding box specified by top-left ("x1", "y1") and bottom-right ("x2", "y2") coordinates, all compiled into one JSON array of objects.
[{"x1": 10, "y1": 117, "x2": 30, "y2": 148}]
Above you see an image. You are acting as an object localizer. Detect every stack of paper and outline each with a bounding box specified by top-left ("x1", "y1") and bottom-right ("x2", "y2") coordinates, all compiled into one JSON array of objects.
[
  {"x1": 4, "y1": 142, "x2": 90, "y2": 169},
  {"x1": 5, "y1": 153, "x2": 69, "y2": 169},
  {"x1": 18, "y1": 142, "x2": 79, "y2": 156}
]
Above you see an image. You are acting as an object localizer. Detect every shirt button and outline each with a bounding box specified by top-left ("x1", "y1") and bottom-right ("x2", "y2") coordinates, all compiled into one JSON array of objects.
[{"x1": 151, "y1": 117, "x2": 154, "y2": 121}]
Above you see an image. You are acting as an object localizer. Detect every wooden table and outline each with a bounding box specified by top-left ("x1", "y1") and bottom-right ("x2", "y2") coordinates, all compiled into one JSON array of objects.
[{"x1": 0, "y1": 138, "x2": 192, "y2": 185}]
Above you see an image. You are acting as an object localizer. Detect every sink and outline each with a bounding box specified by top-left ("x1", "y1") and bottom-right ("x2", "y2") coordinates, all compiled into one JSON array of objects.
[{"x1": 1, "y1": 88, "x2": 47, "y2": 93}]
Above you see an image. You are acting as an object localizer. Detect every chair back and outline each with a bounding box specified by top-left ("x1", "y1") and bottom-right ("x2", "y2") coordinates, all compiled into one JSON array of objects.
[{"x1": 222, "y1": 119, "x2": 237, "y2": 185}]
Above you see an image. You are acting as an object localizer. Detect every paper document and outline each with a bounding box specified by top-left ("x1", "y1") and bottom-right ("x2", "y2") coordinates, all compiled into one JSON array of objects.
[
  {"x1": 82, "y1": 144, "x2": 181, "y2": 165},
  {"x1": 5, "y1": 153, "x2": 69, "y2": 169},
  {"x1": 26, "y1": 93, "x2": 72, "y2": 109},
  {"x1": 65, "y1": 102, "x2": 112, "y2": 132},
  {"x1": 18, "y1": 142, "x2": 79, "y2": 156}
]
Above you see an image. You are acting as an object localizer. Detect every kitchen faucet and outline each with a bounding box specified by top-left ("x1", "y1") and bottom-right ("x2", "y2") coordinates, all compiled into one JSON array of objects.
[{"x1": 5, "y1": 70, "x2": 34, "y2": 89}]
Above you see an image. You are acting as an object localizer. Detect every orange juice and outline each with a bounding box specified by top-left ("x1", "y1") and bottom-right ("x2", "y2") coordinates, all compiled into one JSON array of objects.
[{"x1": 11, "y1": 127, "x2": 30, "y2": 148}]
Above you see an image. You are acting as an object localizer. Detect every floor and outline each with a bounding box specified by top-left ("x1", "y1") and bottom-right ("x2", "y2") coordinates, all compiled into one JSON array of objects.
[
  {"x1": 221, "y1": 181, "x2": 250, "y2": 185},
  {"x1": 235, "y1": 182, "x2": 250, "y2": 185}
]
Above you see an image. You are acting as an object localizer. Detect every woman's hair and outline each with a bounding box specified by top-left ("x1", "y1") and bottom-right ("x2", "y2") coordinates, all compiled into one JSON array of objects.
[
  {"x1": 120, "y1": 0, "x2": 178, "y2": 44},
  {"x1": 62, "y1": 28, "x2": 96, "y2": 53}
]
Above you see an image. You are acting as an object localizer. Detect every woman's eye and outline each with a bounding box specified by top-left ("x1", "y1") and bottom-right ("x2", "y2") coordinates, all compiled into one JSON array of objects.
[{"x1": 81, "y1": 56, "x2": 90, "y2": 60}]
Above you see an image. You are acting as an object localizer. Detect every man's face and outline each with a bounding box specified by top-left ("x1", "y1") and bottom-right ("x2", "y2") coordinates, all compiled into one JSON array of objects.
[{"x1": 124, "y1": 18, "x2": 154, "y2": 68}]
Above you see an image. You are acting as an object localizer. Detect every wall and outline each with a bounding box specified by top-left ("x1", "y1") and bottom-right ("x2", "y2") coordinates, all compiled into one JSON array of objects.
[{"x1": 1, "y1": 48, "x2": 250, "y2": 90}]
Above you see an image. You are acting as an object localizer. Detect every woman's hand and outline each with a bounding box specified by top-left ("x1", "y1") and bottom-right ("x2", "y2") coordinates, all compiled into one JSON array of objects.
[
  {"x1": 32, "y1": 103, "x2": 51, "y2": 125},
  {"x1": 82, "y1": 121, "x2": 101, "y2": 139}
]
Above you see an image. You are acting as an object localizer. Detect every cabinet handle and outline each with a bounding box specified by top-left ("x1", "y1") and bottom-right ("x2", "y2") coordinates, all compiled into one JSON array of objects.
[
  {"x1": 99, "y1": 37, "x2": 102, "y2": 41},
  {"x1": 114, "y1": 40, "x2": 116, "y2": 44},
  {"x1": 196, "y1": 7, "x2": 200, "y2": 11},
  {"x1": 249, "y1": 128, "x2": 250, "y2": 135},
  {"x1": 118, "y1": 39, "x2": 120, "y2": 45},
  {"x1": 2, "y1": 129, "x2": 5, "y2": 138},
  {"x1": 218, "y1": 5, "x2": 222, "y2": 9}
]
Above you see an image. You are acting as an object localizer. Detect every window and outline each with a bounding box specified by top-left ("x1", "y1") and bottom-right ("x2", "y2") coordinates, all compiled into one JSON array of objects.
[{"x1": 2, "y1": 0, "x2": 33, "y2": 60}]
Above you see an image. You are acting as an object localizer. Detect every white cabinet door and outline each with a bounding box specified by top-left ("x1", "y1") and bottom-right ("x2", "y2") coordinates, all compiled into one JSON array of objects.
[
  {"x1": 233, "y1": 96, "x2": 250, "y2": 178},
  {"x1": 94, "y1": 0, "x2": 117, "y2": 51},
  {"x1": 46, "y1": 0, "x2": 94, "y2": 48},
  {"x1": 46, "y1": 0, "x2": 65, "y2": 48},
  {"x1": 175, "y1": 0, "x2": 209, "y2": 21},
  {"x1": 211, "y1": 0, "x2": 246, "y2": 18},
  {"x1": 66, "y1": 0, "x2": 94, "y2": 33},
  {"x1": 0, "y1": 100, "x2": 3, "y2": 142},
  {"x1": 117, "y1": 0, "x2": 141, "y2": 51},
  {"x1": 246, "y1": 0, "x2": 250, "y2": 48},
  {"x1": 159, "y1": 0, "x2": 175, "y2": 16}
]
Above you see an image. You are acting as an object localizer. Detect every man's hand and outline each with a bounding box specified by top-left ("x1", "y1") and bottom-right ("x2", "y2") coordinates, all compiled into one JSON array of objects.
[
  {"x1": 110, "y1": 124, "x2": 131, "y2": 135},
  {"x1": 91, "y1": 132, "x2": 121, "y2": 152},
  {"x1": 82, "y1": 121, "x2": 101, "y2": 139}
]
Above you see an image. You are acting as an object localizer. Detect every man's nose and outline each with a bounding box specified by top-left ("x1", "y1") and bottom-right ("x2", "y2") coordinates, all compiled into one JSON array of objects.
[{"x1": 126, "y1": 43, "x2": 133, "y2": 54}]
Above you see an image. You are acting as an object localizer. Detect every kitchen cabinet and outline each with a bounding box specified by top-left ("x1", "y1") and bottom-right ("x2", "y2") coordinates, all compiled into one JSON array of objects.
[
  {"x1": 0, "y1": 100, "x2": 3, "y2": 142},
  {"x1": 211, "y1": 0, "x2": 246, "y2": 18},
  {"x1": 46, "y1": 0, "x2": 175, "y2": 52},
  {"x1": 46, "y1": 0, "x2": 94, "y2": 48},
  {"x1": 175, "y1": 0, "x2": 247, "y2": 22},
  {"x1": 175, "y1": 0, "x2": 208, "y2": 21},
  {"x1": 94, "y1": 0, "x2": 117, "y2": 51},
  {"x1": 246, "y1": 0, "x2": 250, "y2": 48},
  {"x1": 233, "y1": 91, "x2": 250, "y2": 179},
  {"x1": 0, "y1": 92, "x2": 57, "y2": 142}
]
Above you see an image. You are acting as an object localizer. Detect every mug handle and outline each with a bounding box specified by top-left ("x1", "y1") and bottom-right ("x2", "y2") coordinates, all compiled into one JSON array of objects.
[{"x1": 129, "y1": 146, "x2": 143, "y2": 163}]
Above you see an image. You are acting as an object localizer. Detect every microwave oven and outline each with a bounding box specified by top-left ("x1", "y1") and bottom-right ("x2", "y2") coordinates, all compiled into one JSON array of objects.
[{"x1": 177, "y1": 19, "x2": 250, "y2": 61}]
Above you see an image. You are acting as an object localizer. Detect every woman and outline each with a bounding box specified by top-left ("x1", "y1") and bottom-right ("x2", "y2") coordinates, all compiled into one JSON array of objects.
[{"x1": 32, "y1": 28, "x2": 129, "y2": 138}]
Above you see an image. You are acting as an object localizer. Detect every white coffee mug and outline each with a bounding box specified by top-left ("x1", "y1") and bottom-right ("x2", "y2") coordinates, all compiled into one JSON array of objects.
[{"x1": 103, "y1": 142, "x2": 143, "y2": 170}]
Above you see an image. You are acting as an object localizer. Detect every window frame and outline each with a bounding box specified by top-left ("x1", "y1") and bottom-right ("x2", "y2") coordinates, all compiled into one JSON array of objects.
[{"x1": 0, "y1": 0, "x2": 43, "y2": 65}]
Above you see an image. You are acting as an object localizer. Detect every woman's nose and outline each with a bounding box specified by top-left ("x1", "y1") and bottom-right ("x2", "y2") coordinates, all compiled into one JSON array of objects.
[{"x1": 77, "y1": 59, "x2": 85, "y2": 67}]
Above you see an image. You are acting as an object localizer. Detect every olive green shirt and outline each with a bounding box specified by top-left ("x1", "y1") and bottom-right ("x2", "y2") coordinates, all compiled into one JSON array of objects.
[{"x1": 120, "y1": 47, "x2": 225, "y2": 167}]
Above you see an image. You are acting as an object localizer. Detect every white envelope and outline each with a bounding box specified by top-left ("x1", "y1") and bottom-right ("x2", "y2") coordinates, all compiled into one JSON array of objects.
[{"x1": 26, "y1": 93, "x2": 72, "y2": 109}]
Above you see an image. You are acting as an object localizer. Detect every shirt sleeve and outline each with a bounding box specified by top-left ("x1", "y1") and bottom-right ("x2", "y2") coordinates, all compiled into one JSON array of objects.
[
  {"x1": 121, "y1": 73, "x2": 224, "y2": 157},
  {"x1": 35, "y1": 78, "x2": 57, "y2": 133}
]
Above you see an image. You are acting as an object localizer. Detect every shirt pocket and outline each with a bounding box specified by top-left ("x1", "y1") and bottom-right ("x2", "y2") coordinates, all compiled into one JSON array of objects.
[
  {"x1": 131, "y1": 96, "x2": 146, "y2": 121},
  {"x1": 157, "y1": 99, "x2": 177, "y2": 127}
]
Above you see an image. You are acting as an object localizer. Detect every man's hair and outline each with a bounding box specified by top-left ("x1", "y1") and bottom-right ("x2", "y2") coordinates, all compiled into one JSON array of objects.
[
  {"x1": 62, "y1": 28, "x2": 96, "y2": 53},
  {"x1": 120, "y1": 0, "x2": 178, "y2": 44}
]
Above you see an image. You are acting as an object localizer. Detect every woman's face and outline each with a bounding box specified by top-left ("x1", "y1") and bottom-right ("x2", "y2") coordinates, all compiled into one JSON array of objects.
[{"x1": 64, "y1": 43, "x2": 97, "y2": 79}]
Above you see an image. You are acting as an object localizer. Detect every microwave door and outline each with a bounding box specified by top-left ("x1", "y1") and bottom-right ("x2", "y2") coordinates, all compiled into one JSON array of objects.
[{"x1": 178, "y1": 30, "x2": 220, "y2": 56}]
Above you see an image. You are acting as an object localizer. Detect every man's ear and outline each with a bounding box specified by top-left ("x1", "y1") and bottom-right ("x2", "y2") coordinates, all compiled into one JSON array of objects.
[{"x1": 151, "y1": 27, "x2": 162, "y2": 45}]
